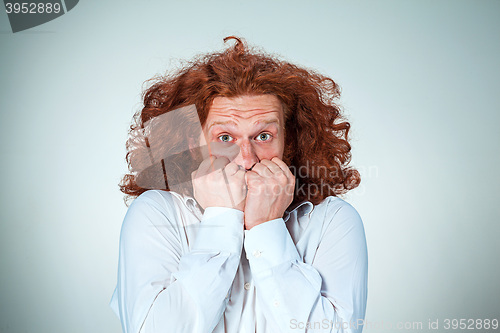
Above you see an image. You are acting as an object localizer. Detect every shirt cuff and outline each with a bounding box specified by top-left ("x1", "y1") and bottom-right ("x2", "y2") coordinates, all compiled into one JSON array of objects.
[
  {"x1": 191, "y1": 207, "x2": 244, "y2": 254},
  {"x1": 243, "y1": 218, "x2": 301, "y2": 275}
]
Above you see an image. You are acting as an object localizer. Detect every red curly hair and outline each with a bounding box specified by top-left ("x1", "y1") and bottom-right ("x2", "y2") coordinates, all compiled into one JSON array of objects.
[{"x1": 120, "y1": 36, "x2": 360, "y2": 206}]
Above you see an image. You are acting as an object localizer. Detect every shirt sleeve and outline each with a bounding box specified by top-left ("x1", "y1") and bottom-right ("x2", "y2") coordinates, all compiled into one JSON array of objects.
[
  {"x1": 243, "y1": 200, "x2": 368, "y2": 333},
  {"x1": 110, "y1": 191, "x2": 244, "y2": 333}
]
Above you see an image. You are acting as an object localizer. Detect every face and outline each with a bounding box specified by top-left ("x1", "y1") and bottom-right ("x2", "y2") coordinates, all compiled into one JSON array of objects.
[{"x1": 202, "y1": 94, "x2": 285, "y2": 171}]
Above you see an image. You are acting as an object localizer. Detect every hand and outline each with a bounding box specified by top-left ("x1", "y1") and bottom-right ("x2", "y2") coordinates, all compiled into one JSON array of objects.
[
  {"x1": 191, "y1": 156, "x2": 247, "y2": 211},
  {"x1": 244, "y1": 157, "x2": 295, "y2": 230}
]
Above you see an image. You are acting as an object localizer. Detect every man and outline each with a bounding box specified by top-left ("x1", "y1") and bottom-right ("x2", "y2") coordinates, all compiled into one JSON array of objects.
[{"x1": 110, "y1": 37, "x2": 368, "y2": 333}]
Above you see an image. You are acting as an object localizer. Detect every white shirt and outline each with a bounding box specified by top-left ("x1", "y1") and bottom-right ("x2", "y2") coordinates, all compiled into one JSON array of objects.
[{"x1": 109, "y1": 190, "x2": 368, "y2": 333}]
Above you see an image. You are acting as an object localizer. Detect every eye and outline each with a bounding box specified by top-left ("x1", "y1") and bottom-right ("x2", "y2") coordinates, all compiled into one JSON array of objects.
[
  {"x1": 256, "y1": 133, "x2": 272, "y2": 142},
  {"x1": 218, "y1": 134, "x2": 234, "y2": 142}
]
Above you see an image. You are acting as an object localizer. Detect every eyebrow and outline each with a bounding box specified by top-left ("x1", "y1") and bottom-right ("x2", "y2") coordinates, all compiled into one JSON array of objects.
[
  {"x1": 207, "y1": 120, "x2": 238, "y2": 130},
  {"x1": 207, "y1": 119, "x2": 280, "y2": 131}
]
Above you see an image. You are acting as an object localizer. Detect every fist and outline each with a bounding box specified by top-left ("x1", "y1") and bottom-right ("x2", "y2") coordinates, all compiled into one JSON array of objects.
[
  {"x1": 191, "y1": 156, "x2": 247, "y2": 211},
  {"x1": 244, "y1": 157, "x2": 295, "y2": 229}
]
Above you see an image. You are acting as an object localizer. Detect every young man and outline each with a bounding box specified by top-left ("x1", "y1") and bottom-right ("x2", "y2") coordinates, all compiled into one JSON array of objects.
[{"x1": 110, "y1": 37, "x2": 368, "y2": 333}]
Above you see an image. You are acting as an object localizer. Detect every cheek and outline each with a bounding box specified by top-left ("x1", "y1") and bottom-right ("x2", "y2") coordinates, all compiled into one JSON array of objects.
[
  {"x1": 254, "y1": 142, "x2": 284, "y2": 160},
  {"x1": 209, "y1": 142, "x2": 240, "y2": 160}
]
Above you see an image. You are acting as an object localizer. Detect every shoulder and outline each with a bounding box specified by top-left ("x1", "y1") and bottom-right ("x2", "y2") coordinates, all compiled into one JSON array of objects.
[
  {"x1": 315, "y1": 196, "x2": 364, "y2": 231},
  {"x1": 123, "y1": 190, "x2": 186, "y2": 229},
  {"x1": 130, "y1": 190, "x2": 186, "y2": 213},
  {"x1": 133, "y1": 189, "x2": 174, "y2": 204},
  {"x1": 118, "y1": 191, "x2": 186, "y2": 262},
  {"x1": 313, "y1": 197, "x2": 367, "y2": 261},
  {"x1": 325, "y1": 196, "x2": 362, "y2": 219}
]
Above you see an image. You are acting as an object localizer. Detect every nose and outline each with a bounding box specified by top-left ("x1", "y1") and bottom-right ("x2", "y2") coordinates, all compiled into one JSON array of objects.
[{"x1": 233, "y1": 139, "x2": 259, "y2": 171}]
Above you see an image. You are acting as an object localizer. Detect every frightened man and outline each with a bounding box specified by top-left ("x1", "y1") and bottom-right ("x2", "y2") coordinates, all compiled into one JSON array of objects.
[{"x1": 110, "y1": 37, "x2": 368, "y2": 333}]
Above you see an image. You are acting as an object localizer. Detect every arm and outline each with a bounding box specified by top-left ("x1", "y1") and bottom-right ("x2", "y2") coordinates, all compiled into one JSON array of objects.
[
  {"x1": 243, "y1": 200, "x2": 368, "y2": 333},
  {"x1": 111, "y1": 191, "x2": 244, "y2": 333}
]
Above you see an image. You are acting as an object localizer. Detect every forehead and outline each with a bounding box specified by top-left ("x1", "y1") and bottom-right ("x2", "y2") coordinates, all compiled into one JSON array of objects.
[{"x1": 206, "y1": 95, "x2": 283, "y2": 125}]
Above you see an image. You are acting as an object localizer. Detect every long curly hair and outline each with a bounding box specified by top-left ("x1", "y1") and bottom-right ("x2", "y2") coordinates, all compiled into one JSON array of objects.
[{"x1": 119, "y1": 36, "x2": 360, "y2": 206}]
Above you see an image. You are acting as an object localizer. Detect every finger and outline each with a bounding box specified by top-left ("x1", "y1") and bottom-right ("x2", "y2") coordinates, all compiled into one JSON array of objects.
[
  {"x1": 250, "y1": 162, "x2": 273, "y2": 177},
  {"x1": 244, "y1": 170, "x2": 252, "y2": 184},
  {"x1": 244, "y1": 170, "x2": 259, "y2": 185},
  {"x1": 271, "y1": 157, "x2": 293, "y2": 177},
  {"x1": 260, "y1": 159, "x2": 283, "y2": 175},
  {"x1": 224, "y1": 161, "x2": 241, "y2": 176},
  {"x1": 234, "y1": 169, "x2": 248, "y2": 190},
  {"x1": 234, "y1": 168, "x2": 247, "y2": 181}
]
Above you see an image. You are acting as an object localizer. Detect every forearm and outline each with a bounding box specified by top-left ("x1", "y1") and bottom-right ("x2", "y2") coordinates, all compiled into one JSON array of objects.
[
  {"x1": 140, "y1": 252, "x2": 240, "y2": 333},
  {"x1": 244, "y1": 218, "x2": 366, "y2": 333},
  {"x1": 249, "y1": 260, "x2": 362, "y2": 333},
  {"x1": 150, "y1": 207, "x2": 244, "y2": 332},
  {"x1": 117, "y1": 203, "x2": 244, "y2": 333}
]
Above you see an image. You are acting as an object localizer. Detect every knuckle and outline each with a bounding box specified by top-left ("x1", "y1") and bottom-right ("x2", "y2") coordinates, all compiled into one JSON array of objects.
[{"x1": 276, "y1": 173, "x2": 287, "y2": 182}]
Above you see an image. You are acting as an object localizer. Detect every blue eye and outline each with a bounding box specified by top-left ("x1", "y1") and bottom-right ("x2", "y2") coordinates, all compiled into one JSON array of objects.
[
  {"x1": 218, "y1": 134, "x2": 233, "y2": 142},
  {"x1": 256, "y1": 133, "x2": 272, "y2": 141}
]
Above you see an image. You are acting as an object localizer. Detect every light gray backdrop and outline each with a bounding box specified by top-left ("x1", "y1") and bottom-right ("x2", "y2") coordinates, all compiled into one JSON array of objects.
[{"x1": 1, "y1": 1, "x2": 499, "y2": 332}]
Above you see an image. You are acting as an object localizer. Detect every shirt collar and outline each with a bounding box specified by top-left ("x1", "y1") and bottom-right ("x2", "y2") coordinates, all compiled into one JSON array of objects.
[
  {"x1": 184, "y1": 195, "x2": 197, "y2": 208},
  {"x1": 283, "y1": 200, "x2": 314, "y2": 223},
  {"x1": 168, "y1": 191, "x2": 199, "y2": 212},
  {"x1": 181, "y1": 193, "x2": 199, "y2": 211},
  {"x1": 175, "y1": 191, "x2": 314, "y2": 223}
]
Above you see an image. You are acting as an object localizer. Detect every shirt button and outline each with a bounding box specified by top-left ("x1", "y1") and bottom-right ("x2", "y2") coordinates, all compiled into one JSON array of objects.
[
  {"x1": 244, "y1": 282, "x2": 251, "y2": 290},
  {"x1": 253, "y1": 250, "x2": 262, "y2": 258},
  {"x1": 273, "y1": 300, "x2": 280, "y2": 307}
]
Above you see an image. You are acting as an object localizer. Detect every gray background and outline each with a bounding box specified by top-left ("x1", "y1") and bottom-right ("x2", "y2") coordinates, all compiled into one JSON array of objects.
[{"x1": 1, "y1": 1, "x2": 499, "y2": 332}]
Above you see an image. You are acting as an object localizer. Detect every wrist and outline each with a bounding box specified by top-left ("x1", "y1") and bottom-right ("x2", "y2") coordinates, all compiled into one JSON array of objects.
[{"x1": 244, "y1": 215, "x2": 281, "y2": 230}]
